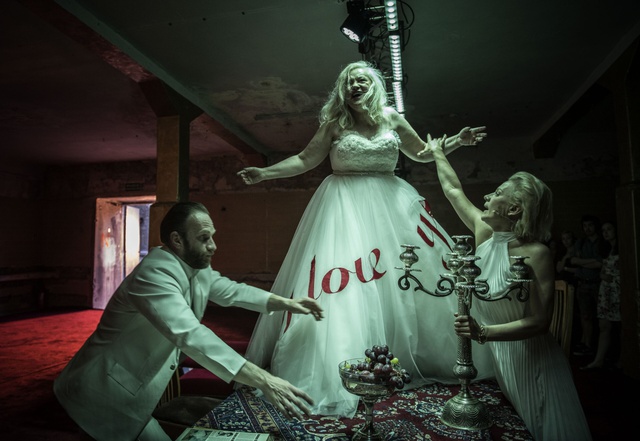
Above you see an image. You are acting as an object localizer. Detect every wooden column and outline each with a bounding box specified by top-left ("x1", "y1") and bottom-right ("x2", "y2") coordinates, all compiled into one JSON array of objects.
[
  {"x1": 600, "y1": 38, "x2": 640, "y2": 379},
  {"x1": 139, "y1": 79, "x2": 203, "y2": 248}
]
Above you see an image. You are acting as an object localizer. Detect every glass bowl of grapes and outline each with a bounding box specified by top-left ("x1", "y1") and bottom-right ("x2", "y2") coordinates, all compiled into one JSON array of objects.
[{"x1": 338, "y1": 345, "x2": 411, "y2": 441}]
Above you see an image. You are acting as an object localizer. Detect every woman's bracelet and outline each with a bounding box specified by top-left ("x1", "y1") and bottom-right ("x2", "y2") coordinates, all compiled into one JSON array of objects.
[{"x1": 477, "y1": 325, "x2": 488, "y2": 344}]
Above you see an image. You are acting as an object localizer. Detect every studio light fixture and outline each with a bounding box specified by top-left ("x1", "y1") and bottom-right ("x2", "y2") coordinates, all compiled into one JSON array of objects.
[
  {"x1": 340, "y1": 1, "x2": 411, "y2": 115},
  {"x1": 340, "y1": 0, "x2": 384, "y2": 43},
  {"x1": 340, "y1": 0, "x2": 368, "y2": 43}
]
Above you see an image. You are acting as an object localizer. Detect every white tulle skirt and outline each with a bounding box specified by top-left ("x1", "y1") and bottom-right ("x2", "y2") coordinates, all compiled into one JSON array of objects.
[{"x1": 244, "y1": 173, "x2": 494, "y2": 417}]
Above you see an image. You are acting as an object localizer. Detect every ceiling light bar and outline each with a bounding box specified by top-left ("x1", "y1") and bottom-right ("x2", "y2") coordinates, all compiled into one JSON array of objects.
[
  {"x1": 392, "y1": 81, "x2": 404, "y2": 114},
  {"x1": 384, "y1": 0, "x2": 404, "y2": 114}
]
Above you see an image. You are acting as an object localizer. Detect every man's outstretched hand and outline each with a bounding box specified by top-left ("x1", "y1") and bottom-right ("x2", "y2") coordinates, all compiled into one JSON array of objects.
[
  {"x1": 268, "y1": 295, "x2": 324, "y2": 321},
  {"x1": 233, "y1": 361, "x2": 315, "y2": 420}
]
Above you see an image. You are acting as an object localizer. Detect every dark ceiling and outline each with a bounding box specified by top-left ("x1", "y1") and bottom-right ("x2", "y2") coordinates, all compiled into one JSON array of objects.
[{"x1": 1, "y1": 0, "x2": 639, "y2": 172}]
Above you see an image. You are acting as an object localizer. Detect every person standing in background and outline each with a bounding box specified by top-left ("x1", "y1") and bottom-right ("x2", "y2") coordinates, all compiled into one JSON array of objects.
[
  {"x1": 581, "y1": 220, "x2": 620, "y2": 371},
  {"x1": 555, "y1": 230, "x2": 577, "y2": 285},
  {"x1": 571, "y1": 215, "x2": 607, "y2": 357}
]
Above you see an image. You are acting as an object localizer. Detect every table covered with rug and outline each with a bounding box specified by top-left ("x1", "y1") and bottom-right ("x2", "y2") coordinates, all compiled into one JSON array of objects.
[{"x1": 194, "y1": 380, "x2": 532, "y2": 440}]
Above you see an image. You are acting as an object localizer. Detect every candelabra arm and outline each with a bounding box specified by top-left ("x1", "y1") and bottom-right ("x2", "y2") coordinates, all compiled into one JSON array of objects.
[
  {"x1": 505, "y1": 279, "x2": 531, "y2": 302},
  {"x1": 435, "y1": 275, "x2": 456, "y2": 296},
  {"x1": 396, "y1": 269, "x2": 443, "y2": 297}
]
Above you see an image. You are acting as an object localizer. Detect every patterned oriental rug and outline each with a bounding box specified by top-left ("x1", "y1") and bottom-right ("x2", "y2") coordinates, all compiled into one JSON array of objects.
[{"x1": 196, "y1": 380, "x2": 533, "y2": 440}]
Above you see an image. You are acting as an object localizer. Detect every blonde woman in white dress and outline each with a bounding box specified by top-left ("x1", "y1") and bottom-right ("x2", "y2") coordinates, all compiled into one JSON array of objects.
[
  {"x1": 425, "y1": 136, "x2": 592, "y2": 440},
  {"x1": 237, "y1": 61, "x2": 492, "y2": 417}
]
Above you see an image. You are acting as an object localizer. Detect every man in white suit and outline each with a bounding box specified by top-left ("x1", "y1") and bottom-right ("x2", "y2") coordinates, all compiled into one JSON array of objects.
[{"x1": 54, "y1": 202, "x2": 324, "y2": 441}]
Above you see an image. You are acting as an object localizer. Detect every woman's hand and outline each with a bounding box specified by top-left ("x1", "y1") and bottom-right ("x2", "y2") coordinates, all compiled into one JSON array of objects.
[
  {"x1": 454, "y1": 313, "x2": 483, "y2": 341},
  {"x1": 457, "y1": 126, "x2": 487, "y2": 146},
  {"x1": 600, "y1": 267, "x2": 613, "y2": 282},
  {"x1": 417, "y1": 133, "x2": 446, "y2": 158},
  {"x1": 237, "y1": 167, "x2": 264, "y2": 185}
]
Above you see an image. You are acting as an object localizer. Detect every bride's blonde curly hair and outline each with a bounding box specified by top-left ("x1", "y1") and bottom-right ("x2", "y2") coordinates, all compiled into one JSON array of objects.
[
  {"x1": 319, "y1": 61, "x2": 388, "y2": 129},
  {"x1": 508, "y1": 172, "x2": 553, "y2": 243}
]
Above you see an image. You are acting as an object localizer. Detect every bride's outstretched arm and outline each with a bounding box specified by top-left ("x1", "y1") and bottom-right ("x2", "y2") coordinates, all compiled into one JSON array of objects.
[
  {"x1": 392, "y1": 106, "x2": 486, "y2": 162},
  {"x1": 238, "y1": 123, "x2": 333, "y2": 185}
]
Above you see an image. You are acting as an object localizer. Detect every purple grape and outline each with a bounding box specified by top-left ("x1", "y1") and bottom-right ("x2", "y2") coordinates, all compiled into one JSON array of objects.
[
  {"x1": 364, "y1": 348, "x2": 373, "y2": 359},
  {"x1": 390, "y1": 375, "x2": 404, "y2": 389}
]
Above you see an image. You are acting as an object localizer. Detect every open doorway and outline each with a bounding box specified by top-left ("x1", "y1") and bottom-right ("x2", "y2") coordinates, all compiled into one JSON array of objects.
[{"x1": 93, "y1": 196, "x2": 155, "y2": 309}]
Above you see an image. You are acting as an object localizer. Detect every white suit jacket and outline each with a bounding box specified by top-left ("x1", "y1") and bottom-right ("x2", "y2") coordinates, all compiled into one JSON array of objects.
[{"x1": 54, "y1": 246, "x2": 270, "y2": 440}]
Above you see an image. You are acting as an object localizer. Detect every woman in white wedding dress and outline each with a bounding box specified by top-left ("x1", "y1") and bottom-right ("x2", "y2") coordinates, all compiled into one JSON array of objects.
[
  {"x1": 426, "y1": 136, "x2": 591, "y2": 440},
  {"x1": 237, "y1": 61, "x2": 492, "y2": 417}
]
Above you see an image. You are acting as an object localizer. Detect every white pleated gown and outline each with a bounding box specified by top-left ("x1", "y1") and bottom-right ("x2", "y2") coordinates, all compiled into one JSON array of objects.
[
  {"x1": 244, "y1": 130, "x2": 494, "y2": 417},
  {"x1": 474, "y1": 232, "x2": 592, "y2": 440}
]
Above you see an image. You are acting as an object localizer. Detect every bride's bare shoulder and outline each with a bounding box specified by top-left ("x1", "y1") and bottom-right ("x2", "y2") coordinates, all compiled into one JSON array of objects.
[{"x1": 383, "y1": 106, "x2": 401, "y2": 120}]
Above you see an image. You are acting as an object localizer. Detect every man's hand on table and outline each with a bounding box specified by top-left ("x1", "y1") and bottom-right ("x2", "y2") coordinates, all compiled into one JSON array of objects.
[{"x1": 233, "y1": 361, "x2": 314, "y2": 420}]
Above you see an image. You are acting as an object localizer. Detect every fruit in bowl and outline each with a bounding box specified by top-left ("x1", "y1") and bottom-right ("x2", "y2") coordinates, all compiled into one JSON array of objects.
[{"x1": 339, "y1": 344, "x2": 412, "y2": 395}]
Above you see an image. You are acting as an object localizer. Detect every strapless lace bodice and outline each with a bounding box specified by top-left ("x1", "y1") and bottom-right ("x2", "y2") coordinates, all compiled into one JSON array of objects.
[{"x1": 330, "y1": 130, "x2": 400, "y2": 174}]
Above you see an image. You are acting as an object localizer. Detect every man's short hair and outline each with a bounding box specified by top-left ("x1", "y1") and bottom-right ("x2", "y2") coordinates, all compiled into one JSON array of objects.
[
  {"x1": 581, "y1": 214, "x2": 600, "y2": 228},
  {"x1": 160, "y1": 202, "x2": 209, "y2": 244}
]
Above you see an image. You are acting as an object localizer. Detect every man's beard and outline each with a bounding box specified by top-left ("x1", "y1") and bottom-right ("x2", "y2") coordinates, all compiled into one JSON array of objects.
[{"x1": 182, "y1": 238, "x2": 211, "y2": 269}]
